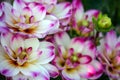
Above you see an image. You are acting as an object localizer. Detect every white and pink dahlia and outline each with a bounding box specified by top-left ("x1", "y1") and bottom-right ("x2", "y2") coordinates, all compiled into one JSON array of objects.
[
  {"x1": 0, "y1": 32, "x2": 59, "y2": 80},
  {"x1": 97, "y1": 30, "x2": 120, "y2": 79},
  {"x1": 0, "y1": 0, "x2": 59, "y2": 38},
  {"x1": 72, "y1": 0, "x2": 100, "y2": 36},
  {"x1": 23, "y1": 0, "x2": 72, "y2": 26},
  {"x1": 53, "y1": 32, "x2": 103, "y2": 80}
]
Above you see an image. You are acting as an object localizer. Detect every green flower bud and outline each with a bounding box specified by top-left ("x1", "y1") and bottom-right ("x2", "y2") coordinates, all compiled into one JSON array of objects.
[
  {"x1": 98, "y1": 16, "x2": 112, "y2": 28},
  {"x1": 93, "y1": 13, "x2": 113, "y2": 32}
]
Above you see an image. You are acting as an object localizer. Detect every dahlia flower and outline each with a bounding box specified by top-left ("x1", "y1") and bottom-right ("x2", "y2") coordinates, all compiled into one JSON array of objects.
[
  {"x1": 0, "y1": 32, "x2": 59, "y2": 80},
  {"x1": 23, "y1": 0, "x2": 72, "y2": 26},
  {"x1": 97, "y1": 30, "x2": 120, "y2": 79},
  {"x1": 53, "y1": 31, "x2": 103, "y2": 80},
  {"x1": 72, "y1": 0, "x2": 100, "y2": 36},
  {"x1": 0, "y1": 0, "x2": 59, "y2": 38}
]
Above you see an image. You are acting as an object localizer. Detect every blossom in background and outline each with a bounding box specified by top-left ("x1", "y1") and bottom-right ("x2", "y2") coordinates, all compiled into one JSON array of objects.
[
  {"x1": 71, "y1": 0, "x2": 100, "y2": 36},
  {"x1": 0, "y1": 32, "x2": 59, "y2": 80},
  {"x1": 0, "y1": 0, "x2": 59, "y2": 38},
  {"x1": 53, "y1": 31, "x2": 103, "y2": 80},
  {"x1": 23, "y1": 0, "x2": 72, "y2": 27},
  {"x1": 97, "y1": 30, "x2": 120, "y2": 79}
]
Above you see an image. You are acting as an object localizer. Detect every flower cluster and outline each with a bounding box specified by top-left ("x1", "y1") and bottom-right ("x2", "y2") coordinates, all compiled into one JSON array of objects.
[{"x1": 0, "y1": 0, "x2": 118, "y2": 80}]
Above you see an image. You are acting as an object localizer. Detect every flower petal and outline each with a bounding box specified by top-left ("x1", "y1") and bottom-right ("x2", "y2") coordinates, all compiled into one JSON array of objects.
[
  {"x1": 84, "y1": 9, "x2": 100, "y2": 21},
  {"x1": 54, "y1": 31, "x2": 71, "y2": 48},
  {"x1": 13, "y1": 0, "x2": 26, "y2": 13},
  {"x1": 21, "y1": 64, "x2": 50, "y2": 80},
  {"x1": 24, "y1": 38, "x2": 39, "y2": 51},
  {"x1": 43, "y1": 64, "x2": 59, "y2": 78},
  {"x1": 52, "y1": 2, "x2": 72, "y2": 19},
  {"x1": 105, "y1": 30, "x2": 117, "y2": 48},
  {"x1": 10, "y1": 34, "x2": 24, "y2": 52},
  {"x1": 62, "y1": 68, "x2": 80, "y2": 80},
  {"x1": 72, "y1": 0, "x2": 84, "y2": 23},
  {"x1": 77, "y1": 64, "x2": 96, "y2": 78},
  {"x1": 70, "y1": 37, "x2": 86, "y2": 53},
  {"x1": 31, "y1": 3, "x2": 46, "y2": 21},
  {"x1": 37, "y1": 41, "x2": 55, "y2": 64},
  {"x1": 0, "y1": 60, "x2": 19, "y2": 77}
]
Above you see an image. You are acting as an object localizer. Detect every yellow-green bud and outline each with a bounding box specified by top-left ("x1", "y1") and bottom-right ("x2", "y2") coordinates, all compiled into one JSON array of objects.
[{"x1": 98, "y1": 16, "x2": 112, "y2": 28}]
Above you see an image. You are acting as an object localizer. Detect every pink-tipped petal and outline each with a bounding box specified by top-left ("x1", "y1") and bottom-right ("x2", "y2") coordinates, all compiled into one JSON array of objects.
[
  {"x1": 77, "y1": 64, "x2": 95, "y2": 78},
  {"x1": 43, "y1": 64, "x2": 59, "y2": 78},
  {"x1": 54, "y1": 31, "x2": 71, "y2": 48},
  {"x1": 52, "y1": 2, "x2": 72, "y2": 19},
  {"x1": 72, "y1": 0, "x2": 84, "y2": 23},
  {"x1": 31, "y1": 3, "x2": 46, "y2": 21},
  {"x1": 37, "y1": 49, "x2": 55, "y2": 64},
  {"x1": 0, "y1": 60, "x2": 19, "y2": 77},
  {"x1": 44, "y1": 15, "x2": 60, "y2": 34},
  {"x1": 79, "y1": 55, "x2": 92, "y2": 64},
  {"x1": 105, "y1": 30, "x2": 117, "y2": 48},
  {"x1": 10, "y1": 34, "x2": 24, "y2": 52},
  {"x1": 70, "y1": 37, "x2": 86, "y2": 53},
  {"x1": 21, "y1": 64, "x2": 50, "y2": 80},
  {"x1": 89, "y1": 61, "x2": 103, "y2": 79},
  {"x1": 84, "y1": 9, "x2": 100, "y2": 21},
  {"x1": 37, "y1": 20, "x2": 58, "y2": 34}
]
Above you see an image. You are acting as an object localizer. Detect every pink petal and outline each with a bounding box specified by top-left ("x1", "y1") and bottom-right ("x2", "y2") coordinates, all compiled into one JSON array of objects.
[
  {"x1": 84, "y1": 9, "x2": 100, "y2": 21},
  {"x1": 79, "y1": 55, "x2": 92, "y2": 64},
  {"x1": 31, "y1": 3, "x2": 46, "y2": 21},
  {"x1": 77, "y1": 64, "x2": 96, "y2": 78},
  {"x1": 88, "y1": 61, "x2": 103, "y2": 79},
  {"x1": 52, "y1": 2, "x2": 72, "y2": 19},
  {"x1": 72, "y1": 0, "x2": 84, "y2": 23},
  {"x1": 105, "y1": 30, "x2": 117, "y2": 48},
  {"x1": 43, "y1": 64, "x2": 59, "y2": 78}
]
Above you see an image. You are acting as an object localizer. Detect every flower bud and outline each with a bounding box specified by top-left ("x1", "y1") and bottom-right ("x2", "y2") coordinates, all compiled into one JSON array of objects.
[
  {"x1": 98, "y1": 16, "x2": 112, "y2": 28},
  {"x1": 93, "y1": 13, "x2": 113, "y2": 32}
]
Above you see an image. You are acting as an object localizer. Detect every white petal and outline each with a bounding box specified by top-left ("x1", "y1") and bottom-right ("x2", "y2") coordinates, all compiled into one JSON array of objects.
[
  {"x1": 24, "y1": 38, "x2": 39, "y2": 51},
  {"x1": 72, "y1": 0, "x2": 84, "y2": 23},
  {"x1": 10, "y1": 34, "x2": 24, "y2": 52},
  {"x1": 0, "y1": 60, "x2": 19, "y2": 77},
  {"x1": 43, "y1": 64, "x2": 59, "y2": 78},
  {"x1": 62, "y1": 68, "x2": 80, "y2": 80},
  {"x1": 52, "y1": 2, "x2": 72, "y2": 19},
  {"x1": 21, "y1": 64, "x2": 50, "y2": 80},
  {"x1": 31, "y1": 3, "x2": 46, "y2": 21},
  {"x1": 37, "y1": 49, "x2": 55, "y2": 64},
  {"x1": 54, "y1": 31, "x2": 71, "y2": 48}
]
